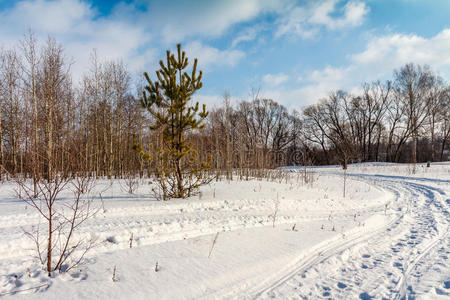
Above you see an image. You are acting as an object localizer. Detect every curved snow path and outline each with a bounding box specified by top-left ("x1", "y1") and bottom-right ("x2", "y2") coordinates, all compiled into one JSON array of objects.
[{"x1": 248, "y1": 173, "x2": 450, "y2": 299}]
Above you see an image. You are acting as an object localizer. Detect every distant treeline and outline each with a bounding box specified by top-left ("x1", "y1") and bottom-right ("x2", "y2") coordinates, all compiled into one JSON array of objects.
[
  {"x1": 0, "y1": 34, "x2": 449, "y2": 179},
  {"x1": 207, "y1": 65, "x2": 449, "y2": 170}
]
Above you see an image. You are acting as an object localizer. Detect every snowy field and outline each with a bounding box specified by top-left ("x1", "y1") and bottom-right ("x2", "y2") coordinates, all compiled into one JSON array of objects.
[{"x1": 0, "y1": 163, "x2": 449, "y2": 299}]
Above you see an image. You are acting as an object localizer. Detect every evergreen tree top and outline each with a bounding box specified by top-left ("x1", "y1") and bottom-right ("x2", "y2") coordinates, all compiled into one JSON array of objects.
[{"x1": 141, "y1": 43, "x2": 208, "y2": 136}]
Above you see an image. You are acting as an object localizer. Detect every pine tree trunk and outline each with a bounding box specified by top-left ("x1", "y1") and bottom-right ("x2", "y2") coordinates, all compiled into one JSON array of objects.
[{"x1": 176, "y1": 158, "x2": 183, "y2": 197}]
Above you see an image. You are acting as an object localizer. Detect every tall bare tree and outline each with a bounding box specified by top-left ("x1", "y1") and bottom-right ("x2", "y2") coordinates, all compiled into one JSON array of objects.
[{"x1": 394, "y1": 63, "x2": 435, "y2": 168}]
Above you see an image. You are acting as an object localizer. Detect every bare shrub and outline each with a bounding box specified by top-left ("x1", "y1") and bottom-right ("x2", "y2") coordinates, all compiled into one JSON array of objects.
[
  {"x1": 12, "y1": 172, "x2": 98, "y2": 276},
  {"x1": 120, "y1": 172, "x2": 140, "y2": 194}
]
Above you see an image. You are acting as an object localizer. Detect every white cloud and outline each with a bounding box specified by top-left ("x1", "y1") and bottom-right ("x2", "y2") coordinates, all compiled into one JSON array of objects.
[
  {"x1": 262, "y1": 73, "x2": 289, "y2": 86},
  {"x1": 193, "y1": 94, "x2": 224, "y2": 109},
  {"x1": 231, "y1": 26, "x2": 260, "y2": 48},
  {"x1": 184, "y1": 41, "x2": 245, "y2": 69},
  {"x1": 194, "y1": 92, "x2": 243, "y2": 110},
  {"x1": 266, "y1": 29, "x2": 450, "y2": 108},
  {"x1": 154, "y1": 0, "x2": 291, "y2": 44},
  {"x1": 0, "y1": 0, "x2": 151, "y2": 82},
  {"x1": 5, "y1": 0, "x2": 93, "y2": 34},
  {"x1": 275, "y1": 6, "x2": 319, "y2": 38},
  {"x1": 276, "y1": 0, "x2": 369, "y2": 38},
  {"x1": 341, "y1": 1, "x2": 369, "y2": 28},
  {"x1": 258, "y1": 88, "x2": 310, "y2": 108},
  {"x1": 352, "y1": 29, "x2": 450, "y2": 77},
  {"x1": 0, "y1": 0, "x2": 372, "y2": 86},
  {"x1": 309, "y1": 66, "x2": 345, "y2": 82},
  {"x1": 3, "y1": 0, "x2": 448, "y2": 113},
  {"x1": 259, "y1": 68, "x2": 349, "y2": 108},
  {"x1": 310, "y1": 0, "x2": 369, "y2": 29},
  {"x1": 0, "y1": 0, "x2": 265, "y2": 82}
]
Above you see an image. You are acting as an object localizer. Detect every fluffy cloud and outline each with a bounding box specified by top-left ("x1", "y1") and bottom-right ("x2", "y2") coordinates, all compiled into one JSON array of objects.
[
  {"x1": 309, "y1": 66, "x2": 345, "y2": 83},
  {"x1": 180, "y1": 29, "x2": 450, "y2": 109},
  {"x1": 0, "y1": 0, "x2": 151, "y2": 82},
  {"x1": 2, "y1": 0, "x2": 93, "y2": 34},
  {"x1": 0, "y1": 0, "x2": 251, "y2": 82},
  {"x1": 262, "y1": 73, "x2": 289, "y2": 86},
  {"x1": 193, "y1": 93, "x2": 241, "y2": 109},
  {"x1": 310, "y1": 0, "x2": 369, "y2": 29},
  {"x1": 184, "y1": 41, "x2": 245, "y2": 68},
  {"x1": 0, "y1": 0, "x2": 372, "y2": 84},
  {"x1": 193, "y1": 94, "x2": 224, "y2": 109},
  {"x1": 260, "y1": 29, "x2": 450, "y2": 108},
  {"x1": 152, "y1": 0, "x2": 291, "y2": 44},
  {"x1": 352, "y1": 29, "x2": 450, "y2": 77},
  {"x1": 3, "y1": 0, "x2": 447, "y2": 112},
  {"x1": 231, "y1": 26, "x2": 261, "y2": 48},
  {"x1": 259, "y1": 67, "x2": 349, "y2": 107},
  {"x1": 276, "y1": 0, "x2": 369, "y2": 38}
]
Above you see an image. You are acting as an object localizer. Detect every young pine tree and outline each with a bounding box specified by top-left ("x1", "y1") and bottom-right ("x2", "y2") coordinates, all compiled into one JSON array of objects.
[{"x1": 134, "y1": 44, "x2": 211, "y2": 199}]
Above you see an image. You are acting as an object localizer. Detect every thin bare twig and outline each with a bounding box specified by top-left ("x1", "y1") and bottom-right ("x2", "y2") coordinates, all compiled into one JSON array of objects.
[
  {"x1": 0, "y1": 283, "x2": 49, "y2": 297},
  {"x1": 208, "y1": 232, "x2": 220, "y2": 258}
]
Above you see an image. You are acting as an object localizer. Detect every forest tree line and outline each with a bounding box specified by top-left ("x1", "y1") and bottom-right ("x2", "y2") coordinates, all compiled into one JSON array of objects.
[{"x1": 0, "y1": 34, "x2": 449, "y2": 180}]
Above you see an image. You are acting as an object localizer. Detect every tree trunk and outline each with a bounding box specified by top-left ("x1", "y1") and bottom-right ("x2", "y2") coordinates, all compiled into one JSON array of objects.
[
  {"x1": 0, "y1": 100, "x2": 3, "y2": 180},
  {"x1": 47, "y1": 95, "x2": 54, "y2": 181},
  {"x1": 47, "y1": 208, "x2": 52, "y2": 276}
]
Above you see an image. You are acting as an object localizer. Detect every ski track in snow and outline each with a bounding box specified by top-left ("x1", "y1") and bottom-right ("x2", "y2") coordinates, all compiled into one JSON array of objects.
[
  {"x1": 0, "y1": 176, "x2": 385, "y2": 263},
  {"x1": 244, "y1": 172, "x2": 450, "y2": 300},
  {"x1": 0, "y1": 200, "x2": 384, "y2": 262}
]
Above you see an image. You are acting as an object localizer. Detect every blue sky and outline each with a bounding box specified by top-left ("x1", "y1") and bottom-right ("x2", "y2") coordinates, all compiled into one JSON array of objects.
[{"x1": 0, "y1": 0, "x2": 449, "y2": 109}]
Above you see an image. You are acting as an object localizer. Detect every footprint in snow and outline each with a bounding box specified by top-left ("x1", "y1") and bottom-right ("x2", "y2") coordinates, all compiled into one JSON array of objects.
[
  {"x1": 435, "y1": 287, "x2": 450, "y2": 296},
  {"x1": 106, "y1": 236, "x2": 118, "y2": 244},
  {"x1": 444, "y1": 281, "x2": 450, "y2": 289},
  {"x1": 359, "y1": 292, "x2": 374, "y2": 299},
  {"x1": 393, "y1": 262, "x2": 402, "y2": 270},
  {"x1": 337, "y1": 282, "x2": 347, "y2": 289}
]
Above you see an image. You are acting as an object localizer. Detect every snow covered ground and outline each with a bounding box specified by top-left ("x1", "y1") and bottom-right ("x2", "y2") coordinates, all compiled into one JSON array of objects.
[{"x1": 0, "y1": 163, "x2": 449, "y2": 299}]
